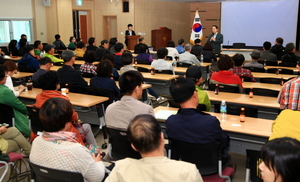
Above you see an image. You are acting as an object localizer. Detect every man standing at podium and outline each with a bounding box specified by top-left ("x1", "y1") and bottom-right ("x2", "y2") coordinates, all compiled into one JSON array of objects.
[
  {"x1": 207, "y1": 25, "x2": 223, "y2": 55},
  {"x1": 125, "y1": 24, "x2": 136, "y2": 48}
]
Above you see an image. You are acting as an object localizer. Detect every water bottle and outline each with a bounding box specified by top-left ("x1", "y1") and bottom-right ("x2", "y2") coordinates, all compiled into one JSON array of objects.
[
  {"x1": 40, "y1": 51, "x2": 45, "y2": 58},
  {"x1": 220, "y1": 100, "x2": 227, "y2": 121},
  {"x1": 172, "y1": 60, "x2": 177, "y2": 68},
  {"x1": 200, "y1": 54, "x2": 203, "y2": 65}
]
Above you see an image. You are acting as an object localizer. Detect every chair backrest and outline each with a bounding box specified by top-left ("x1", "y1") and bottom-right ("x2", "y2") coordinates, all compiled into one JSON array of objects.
[
  {"x1": 136, "y1": 60, "x2": 151, "y2": 65},
  {"x1": 214, "y1": 103, "x2": 258, "y2": 117},
  {"x1": 18, "y1": 67, "x2": 36, "y2": 73},
  {"x1": 259, "y1": 77, "x2": 285, "y2": 84},
  {"x1": 0, "y1": 103, "x2": 15, "y2": 126},
  {"x1": 246, "y1": 149, "x2": 263, "y2": 182},
  {"x1": 154, "y1": 70, "x2": 173, "y2": 75},
  {"x1": 243, "y1": 67, "x2": 265, "y2": 73},
  {"x1": 244, "y1": 88, "x2": 279, "y2": 97},
  {"x1": 85, "y1": 86, "x2": 114, "y2": 109},
  {"x1": 232, "y1": 43, "x2": 246, "y2": 48},
  {"x1": 278, "y1": 62, "x2": 297, "y2": 67},
  {"x1": 59, "y1": 83, "x2": 86, "y2": 94},
  {"x1": 166, "y1": 56, "x2": 173, "y2": 60},
  {"x1": 136, "y1": 66, "x2": 149, "y2": 73},
  {"x1": 0, "y1": 46, "x2": 9, "y2": 55},
  {"x1": 169, "y1": 138, "x2": 221, "y2": 175},
  {"x1": 258, "y1": 60, "x2": 278, "y2": 66},
  {"x1": 208, "y1": 83, "x2": 240, "y2": 93},
  {"x1": 240, "y1": 76, "x2": 253, "y2": 82},
  {"x1": 29, "y1": 162, "x2": 84, "y2": 182},
  {"x1": 177, "y1": 62, "x2": 192, "y2": 67},
  {"x1": 266, "y1": 68, "x2": 294, "y2": 75},
  {"x1": 26, "y1": 106, "x2": 44, "y2": 135},
  {"x1": 107, "y1": 127, "x2": 141, "y2": 160},
  {"x1": 81, "y1": 72, "x2": 95, "y2": 78}
]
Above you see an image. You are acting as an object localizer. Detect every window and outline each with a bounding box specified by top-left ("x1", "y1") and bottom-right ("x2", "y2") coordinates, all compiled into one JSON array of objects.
[{"x1": 0, "y1": 19, "x2": 33, "y2": 43}]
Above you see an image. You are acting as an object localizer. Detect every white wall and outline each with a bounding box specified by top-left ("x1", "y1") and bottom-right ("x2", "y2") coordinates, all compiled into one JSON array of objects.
[{"x1": 0, "y1": 0, "x2": 33, "y2": 18}]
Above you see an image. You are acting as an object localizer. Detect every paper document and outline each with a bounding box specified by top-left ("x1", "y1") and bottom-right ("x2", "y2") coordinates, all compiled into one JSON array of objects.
[{"x1": 155, "y1": 110, "x2": 177, "y2": 120}]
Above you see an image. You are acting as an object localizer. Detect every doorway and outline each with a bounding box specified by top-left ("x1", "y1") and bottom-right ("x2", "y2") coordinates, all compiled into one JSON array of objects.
[
  {"x1": 103, "y1": 16, "x2": 117, "y2": 40},
  {"x1": 73, "y1": 10, "x2": 89, "y2": 43}
]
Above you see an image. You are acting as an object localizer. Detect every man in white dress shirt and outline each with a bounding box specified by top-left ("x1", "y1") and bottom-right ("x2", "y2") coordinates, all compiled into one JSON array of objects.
[{"x1": 150, "y1": 47, "x2": 174, "y2": 74}]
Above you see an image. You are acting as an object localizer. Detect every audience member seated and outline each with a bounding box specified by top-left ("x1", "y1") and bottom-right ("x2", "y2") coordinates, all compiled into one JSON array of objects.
[
  {"x1": 270, "y1": 37, "x2": 286, "y2": 60},
  {"x1": 231, "y1": 53, "x2": 255, "y2": 82},
  {"x1": 175, "y1": 38, "x2": 185, "y2": 54},
  {"x1": 185, "y1": 66, "x2": 211, "y2": 111},
  {"x1": 259, "y1": 137, "x2": 300, "y2": 182},
  {"x1": 57, "y1": 50, "x2": 88, "y2": 89},
  {"x1": 74, "y1": 41, "x2": 86, "y2": 58},
  {"x1": 150, "y1": 47, "x2": 174, "y2": 74},
  {"x1": 109, "y1": 37, "x2": 118, "y2": 55},
  {"x1": 114, "y1": 43, "x2": 125, "y2": 68},
  {"x1": 178, "y1": 43, "x2": 200, "y2": 66},
  {"x1": 202, "y1": 42, "x2": 218, "y2": 71},
  {"x1": 166, "y1": 40, "x2": 179, "y2": 60},
  {"x1": 43, "y1": 45, "x2": 64, "y2": 63},
  {"x1": 30, "y1": 98, "x2": 105, "y2": 182},
  {"x1": 18, "y1": 38, "x2": 27, "y2": 56},
  {"x1": 102, "y1": 52, "x2": 120, "y2": 79},
  {"x1": 18, "y1": 45, "x2": 40, "y2": 71},
  {"x1": 80, "y1": 50, "x2": 97, "y2": 76},
  {"x1": 210, "y1": 54, "x2": 243, "y2": 92},
  {"x1": 277, "y1": 62, "x2": 300, "y2": 110},
  {"x1": 106, "y1": 114, "x2": 203, "y2": 182},
  {"x1": 32, "y1": 57, "x2": 53, "y2": 82},
  {"x1": 281, "y1": 42, "x2": 300, "y2": 64},
  {"x1": 134, "y1": 37, "x2": 146, "y2": 54},
  {"x1": 53, "y1": 34, "x2": 67, "y2": 50},
  {"x1": 17, "y1": 34, "x2": 29, "y2": 50},
  {"x1": 167, "y1": 77, "x2": 230, "y2": 166},
  {"x1": 0, "y1": 65, "x2": 30, "y2": 137},
  {"x1": 67, "y1": 36, "x2": 76, "y2": 50},
  {"x1": 105, "y1": 70, "x2": 154, "y2": 130},
  {"x1": 8, "y1": 40, "x2": 19, "y2": 56},
  {"x1": 260, "y1": 41, "x2": 277, "y2": 62},
  {"x1": 135, "y1": 44, "x2": 153, "y2": 62},
  {"x1": 191, "y1": 39, "x2": 203, "y2": 57},
  {"x1": 95, "y1": 39, "x2": 109, "y2": 61},
  {"x1": 0, "y1": 126, "x2": 31, "y2": 157},
  {"x1": 33, "y1": 40, "x2": 43, "y2": 58},
  {"x1": 269, "y1": 110, "x2": 300, "y2": 141},
  {"x1": 34, "y1": 71, "x2": 96, "y2": 145},
  {"x1": 86, "y1": 37, "x2": 98, "y2": 51},
  {"x1": 244, "y1": 50, "x2": 264, "y2": 68},
  {"x1": 90, "y1": 59, "x2": 120, "y2": 100},
  {"x1": 3, "y1": 61, "x2": 26, "y2": 96}
]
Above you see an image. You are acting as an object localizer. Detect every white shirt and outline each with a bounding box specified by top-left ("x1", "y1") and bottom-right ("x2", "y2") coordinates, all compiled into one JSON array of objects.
[
  {"x1": 150, "y1": 59, "x2": 174, "y2": 74},
  {"x1": 4, "y1": 75, "x2": 19, "y2": 97},
  {"x1": 178, "y1": 51, "x2": 201, "y2": 66},
  {"x1": 166, "y1": 47, "x2": 180, "y2": 60}
]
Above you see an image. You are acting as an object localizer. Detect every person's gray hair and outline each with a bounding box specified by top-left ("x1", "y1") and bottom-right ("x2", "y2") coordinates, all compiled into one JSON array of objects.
[{"x1": 184, "y1": 43, "x2": 192, "y2": 51}]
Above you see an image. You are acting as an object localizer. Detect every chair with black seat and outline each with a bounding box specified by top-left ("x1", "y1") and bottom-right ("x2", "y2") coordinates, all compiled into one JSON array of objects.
[
  {"x1": 26, "y1": 106, "x2": 44, "y2": 136},
  {"x1": 244, "y1": 88, "x2": 279, "y2": 97},
  {"x1": 18, "y1": 66, "x2": 35, "y2": 73},
  {"x1": 136, "y1": 66, "x2": 149, "y2": 73},
  {"x1": 257, "y1": 60, "x2": 278, "y2": 66},
  {"x1": 30, "y1": 162, "x2": 84, "y2": 182},
  {"x1": 243, "y1": 67, "x2": 265, "y2": 73},
  {"x1": 177, "y1": 62, "x2": 192, "y2": 67},
  {"x1": 166, "y1": 56, "x2": 173, "y2": 60},
  {"x1": 0, "y1": 103, "x2": 15, "y2": 127},
  {"x1": 245, "y1": 149, "x2": 263, "y2": 182},
  {"x1": 85, "y1": 86, "x2": 114, "y2": 149},
  {"x1": 214, "y1": 104, "x2": 258, "y2": 117},
  {"x1": 278, "y1": 62, "x2": 297, "y2": 67},
  {"x1": 0, "y1": 46, "x2": 9, "y2": 55},
  {"x1": 81, "y1": 72, "x2": 95, "y2": 78},
  {"x1": 266, "y1": 68, "x2": 294, "y2": 75},
  {"x1": 136, "y1": 60, "x2": 151, "y2": 65},
  {"x1": 259, "y1": 77, "x2": 286, "y2": 84},
  {"x1": 232, "y1": 43, "x2": 246, "y2": 49},
  {"x1": 154, "y1": 70, "x2": 173, "y2": 75},
  {"x1": 208, "y1": 83, "x2": 240, "y2": 93},
  {"x1": 169, "y1": 139, "x2": 234, "y2": 182},
  {"x1": 106, "y1": 127, "x2": 141, "y2": 160}
]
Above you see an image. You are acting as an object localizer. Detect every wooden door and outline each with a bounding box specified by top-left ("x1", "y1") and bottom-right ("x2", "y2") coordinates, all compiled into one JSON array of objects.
[{"x1": 80, "y1": 15, "x2": 87, "y2": 43}]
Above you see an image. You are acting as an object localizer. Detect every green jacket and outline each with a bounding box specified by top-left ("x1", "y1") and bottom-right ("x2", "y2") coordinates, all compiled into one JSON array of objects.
[
  {"x1": 0, "y1": 85, "x2": 30, "y2": 136},
  {"x1": 196, "y1": 85, "x2": 211, "y2": 112}
]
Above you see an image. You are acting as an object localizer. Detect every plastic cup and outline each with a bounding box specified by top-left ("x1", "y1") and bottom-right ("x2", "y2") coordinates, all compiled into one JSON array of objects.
[
  {"x1": 61, "y1": 88, "x2": 67, "y2": 96},
  {"x1": 26, "y1": 82, "x2": 33, "y2": 91}
]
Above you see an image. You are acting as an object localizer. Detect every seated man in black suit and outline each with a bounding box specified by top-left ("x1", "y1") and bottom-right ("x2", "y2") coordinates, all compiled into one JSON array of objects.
[
  {"x1": 95, "y1": 39, "x2": 109, "y2": 61},
  {"x1": 57, "y1": 50, "x2": 88, "y2": 91},
  {"x1": 270, "y1": 37, "x2": 286, "y2": 60},
  {"x1": 191, "y1": 39, "x2": 203, "y2": 57},
  {"x1": 281, "y1": 42, "x2": 300, "y2": 64},
  {"x1": 86, "y1": 37, "x2": 98, "y2": 51},
  {"x1": 166, "y1": 77, "x2": 230, "y2": 166},
  {"x1": 134, "y1": 37, "x2": 146, "y2": 54}
]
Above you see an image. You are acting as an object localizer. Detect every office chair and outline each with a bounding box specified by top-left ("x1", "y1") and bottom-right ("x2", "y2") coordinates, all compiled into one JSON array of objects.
[
  {"x1": 154, "y1": 70, "x2": 173, "y2": 75},
  {"x1": 0, "y1": 103, "x2": 15, "y2": 127},
  {"x1": 136, "y1": 60, "x2": 151, "y2": 65},
  {"x1": 245, "y1": 149, "x2": 263, "y2": 182},
  {"x1": 266, "y1": 68, "x2": 294, "y2": 75},
  {"x1": 214, "y1": 103, "x2": 258, "y2": 118},
  {"x1": 259, "y1": 78, "x2": 286, "y2": 85},
  {"x1": 177, "y1": 62, "x2": 192, "y2": 67},
  {"x1": 243, "y1": 67, "x2": 265, "y2": 73},
  {"x1": 208, "y1": 83, "x2": 240, "y2": 93}
]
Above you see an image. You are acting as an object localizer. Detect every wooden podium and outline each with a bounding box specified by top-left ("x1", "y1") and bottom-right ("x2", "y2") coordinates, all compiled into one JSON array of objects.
[
  {"x1": 125, "y1": 35, "x2": 140, "y2": 50},
  {"x1": 151, "y1": 27, "x2": 172, "y2": 51}
]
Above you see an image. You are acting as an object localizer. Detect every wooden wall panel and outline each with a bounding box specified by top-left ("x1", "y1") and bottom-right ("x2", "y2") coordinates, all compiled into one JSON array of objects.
[{"x1": 56, "y1": 0, "x2": 73, "y2": 45}]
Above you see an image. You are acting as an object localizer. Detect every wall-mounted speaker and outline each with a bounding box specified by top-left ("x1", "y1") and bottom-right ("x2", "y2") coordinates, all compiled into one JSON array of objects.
[
  {"x1": 123, "y1": 1, "x2": 129, "y2": 13},
  {"x1": 43, "y1": 0, "x2": 51, "y2": 7}
]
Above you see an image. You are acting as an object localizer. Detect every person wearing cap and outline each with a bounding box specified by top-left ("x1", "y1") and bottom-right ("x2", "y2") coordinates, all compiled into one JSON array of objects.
[
  {"x1": 166, "y1": 77, "x2": 230, "y2": 166},
  {"x1": 281, "y1": 42, "x2": 300, "y2": 64},
  {"x1": 259, "y1": 41, "x2": 277, "y2": 62},
  {"x1": 125, "y1": 24, "x2": 136, "y2": 47},
  {"x1": 43, "y1": 44, "x2": 64, "y2": 63},
  {"x1": 178, "y1": 43, "x2": 201, "y2": 66},
  {"x1": 53, "y1": 34, "x2": 67, "y2": 50},
  {"x1": 185, "y1": 66, "x2": 211, "y2": 111},
  {"x1": 32, "y1": 57, "x2": 53, "y2": 82},
  {"x1": 244, "y1": 50, "x2": 264, "y2": 68},
  {"x1": 57, "y1": 50, "x2": 88, "y2": 88},
  {"x1": 18, "y1": 45, "x2": 40, "y2": 71}
]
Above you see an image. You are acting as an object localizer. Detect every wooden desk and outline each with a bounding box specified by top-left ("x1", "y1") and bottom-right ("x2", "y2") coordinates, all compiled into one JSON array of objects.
[
  {"x1": 154, "y1": 106, "x2": 272, "y2": 137},
  {"x1": 252, "y1": 72, "x2": 295, "y2": 80},
  {"x1": 19, "y1": 88, "x2": 108, "y2": 107},
  {"x1": 83, "y1": 78, "x2": 152, "y2": 89},
  {"x1": 206, "y1": 90, "x2": 279, "y2": 109},
  {"x1": 243, "y1": 82, "x2": 282, "y2": 91},
  {"x1": 12, "y1": 72, "x2": 33, "y2": 78},
  {"x1": 3, "y1": 55, "x2": 22, "y2": 61},
  {"x1": 141, "y1": 72, "x2": 179, "y2": 81}
]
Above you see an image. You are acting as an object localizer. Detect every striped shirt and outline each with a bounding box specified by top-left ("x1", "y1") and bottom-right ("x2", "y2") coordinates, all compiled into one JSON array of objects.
[{"x1": 277, "y1": 77, "x2": 300, "y2": 110}]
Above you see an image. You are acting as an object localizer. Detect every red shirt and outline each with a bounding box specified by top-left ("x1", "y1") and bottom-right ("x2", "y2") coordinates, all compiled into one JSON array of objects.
[{"x1": 210, "y1": 70, "x2": 243, "y2": 88}]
